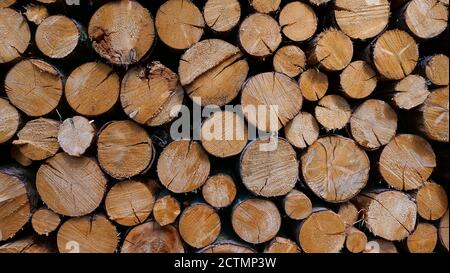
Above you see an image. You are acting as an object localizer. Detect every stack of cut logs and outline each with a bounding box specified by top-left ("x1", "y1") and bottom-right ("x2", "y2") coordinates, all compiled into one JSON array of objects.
[{"x1": 0, "y1": 0, "x2": 448, "y2": 253}]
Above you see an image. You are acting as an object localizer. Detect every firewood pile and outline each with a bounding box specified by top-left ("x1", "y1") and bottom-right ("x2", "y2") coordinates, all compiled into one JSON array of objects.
[{"x1": 0, "y1": 0, "x2": 448, "y2": 253}]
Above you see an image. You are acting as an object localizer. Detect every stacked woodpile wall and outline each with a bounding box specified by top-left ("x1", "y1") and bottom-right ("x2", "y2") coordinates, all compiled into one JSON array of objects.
[{"x1": 0, "y1": 0, "x2": 448, "y2": 253}]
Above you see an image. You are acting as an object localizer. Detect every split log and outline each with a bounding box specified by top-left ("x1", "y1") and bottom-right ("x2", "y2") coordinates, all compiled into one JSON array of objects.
[
  {"x1": 264, "y1": 237, "x2": 301, "y2": 253},
  {"x1": 200, "y1": 110, "x2": 248, "y2": 158},
  {"x1": 363, "y1": 239, "x2": 398, "y2": 253},
  {"x1": 284, "y1": 112, "x2": 320, "y2": 149},
  {"x1": 0, "y1": 236, "x2": 55, "y2": 253},
  {"x1": 416, "y1": 182, "x2": 448, "y2": 221},
  {"x1": 416, "y1": 86, "x2": 449, "y2": 142},
  {"x1": 372, "y1": 29, "x2": 419, "y2": 80},
  {"x1": 273, "y1": 45, "x2": 306, "y2": 78},
  {"x1": 354, "y1": 190, "x2": 417, "y2": 241},
  {"x1": 35, "y1": 15, "x2": 85, "y2": 59},
  {"x1": 0, "y1": 98, "x2": 20, "y2": 144},
  {"x1": 179, "y1": 203, "x2": 221, "y2": 248},
  {"x1": 301, "y1": 136, "x2": 370, "y2": 202},
  {"x1": 0, "y1": 8, "x2": 30, "y2": 64},
  {"x1": 379, "y1": 134, "x2": 436, "y2": 190},
  {"x1": 153, "y1": 194, "x2": 181, "y2": 226},
  {"x1": 58, "y1": 116, "x2": 95, "y2": 157},
  {"x1": 340, "y1": 61, "x2": 377, "y2": 99},
  {"x1": 421, "y1": 54, "x2": 449, "y2": 86},
  {"x1": 389, "y1": 74, "x2": 430, "y2": 110},
  {"x1": 5, "y1": 59, "x2": 63, "y2": 117},
  {"x1": 345, "y1": 227, "x2": 367, "y2": 253},
  {"x1": 249, "y1": 0, "x2": 280, "y2": 14},
  {"x1": 297, "y1": 209, "x2": 346, "y2": 253},
  {"x1": 88, "y1": 0, "x2": 155, "y2": 65},
  {"x1": 232, "y1": 198, "x2": 281, "y2": 244},
  {"x1": 350, "y1": 99, "x2": 398, "y2": 150},
  {"x1": 10, "y1": 146, "x2": 32, "y2": 167},
  {"x1": 199, "y1": 238, "x2": 256, "y2": 253},
  {"x1": 24, "y1": 4, "x2": 48, "y2": 25},
  {"x1": 0, "y1": 166, "x2": 36, "y2": 241},
  {"x1": 121, "y1": 221, "x2": 184, "y2": 253},
  {"x1": 36, "y1": 153, "x2": 107, "y2": 217},
  {"x1": 240, "y1": 138, "x2": 298, "y2": 197},
  {"x1": 298, "y1": 68, "x2": 328, "y2": 102},
  {"x1": 239, "y1": 13, "x2": 282, "y2": 58},
  {"x1": 13, "y1": 118, "x2": 60, "y2": 161},
  {"x1": 97, "y1": 120, "x2": 154, "y2": 180},
  {"x1": 406, "y1": 222, "x2": 438, "y2": 253},
  {"x1": 121, "y1": 61, "x2": 184, "y2": 126},
  {"x1": 400, "y1": 0, "x2": 448, "y2": 40},
  {"x1": 241, "y1": 72, "x2": 302, "y2": 132},
  {"x1": 279, "y1": 1, "x2": 317, "y2": 42},
  {"x1": 65, "y1": 62, "x2": 120, "y2": 117},
  {"x1": 179, "y1": 39, "x2": 249, "y2": 106},
  {"x1": 439, "y1": 210, "x2": 449, "y2": 251},
  {"x1": 315, "y1": 95, "x2": 352, "y2": 130},
  {"x1": 202, "y1": 174, "x2": 237, "y2": 208},
  {"x1": 283, "y1": 189, "x2": 312, "y2": 220},
  {"x1": 156, "y1": 0, "x2": 204, "y2": 50},
  {"x1": 31, "y1": 208, "x2": 61, "y2": 236},
  {"x1": 105, "y1": 179, "x2": 156, "y2": 226},
  {"x1": 203, "y1": 0, "x2": 241, "y2": 33},
  {"x1": 333, "y1": 0, "x2": 390, "y2": 40},
  {"x1": 308, "y1": 29, "x2": 353, "y2": 72},
  {"x1": 57, "y1": 214, "x2": 118, "y2": 253},
  {"x1": 157, "y1": 140, "x2": 210, "y2": 193}
]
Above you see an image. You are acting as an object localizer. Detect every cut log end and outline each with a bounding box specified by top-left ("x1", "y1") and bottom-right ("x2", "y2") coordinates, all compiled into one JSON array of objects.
[
  {"x1": 121, "y1": 222, "x2": 184, "y2": 253},
  {"x1": 240, "y1": 138, "x2": 298, "y2": 197},
  {"x1": 5, "y1": 59, "x2": 63, "y2": 117},
  {"x1": 340, "y1": 61, "x2": 377, "y2": 99},
  {"x1": 416, "y1": 182, "x2": 448, "y2": 221},
  {"x1": 97, "y1": 120, "x2": 154, "y2": 180},
  {"x1": 407, "y1": 222, "x2": 438, "y2": 253},
  {"x1": 24, "y1": 4, "x2": 49, "y2": 25},
  {"x1": 57, "y1": 214, "x2": 118, "y2": 253},
  {"x1": 439, "y1": 210, "x2": 449, "y2": 251},
  {"x1": 105, "y1": 179, "x2": 156, "y2": 226},
  {"x1": 284, "y1": 112, "x2": 319, "y2": 149},
  {"x1": 13, "y1": 118, "x2": 60, "y2": 161},
  {"x1": 241, "y1": 72, "x2": 302, "y2": 132},
  {"x1": 302, "y1": 136, "x2": 369, "y2": 202},
  {"x1": 239, "y1": 13, "x2": 282, "y2": 58},
  {"x1": 153, "y1": 195, "x2": 181, "y2": 226},
  {"x1": 350, "y1": 99, "x2": 398, "y2": 150},
  {"x1": 156, "y1": 0, "x2": 204, "y2": 50},
  {"x1": 338, "y1": 202, "x2": 359, "y2": 228},
  {"x1": 346, "y1": 227, "x2": 368, "y2": 253},
  {"x1": 363, "y1": 239, "x2": 398, "y2": 253},
  {"x1": 36, "y1": 153, "x2": 107, "y2": 217},
  {"x1": 334, "y1": 0, "x2": 390, "y2": 40},
  {"x1": 58, "y1": 116, "x2": 95, "y2": 157},
  {"x1": 315, "y1": 95, "x2": 351, "y2": 130},
  {"x1": 279, "y1": 1, "x2": 317, "y2": 42},
  {"x1": 88, "y1": 0, "x2": 155, "y2": 65},
  {"x1": 404, "y1": 0, "x2": 448, "y2": 39},
  {"x1": 379, "y1": 134, "x2": 436, "y2": 191},
  {"x1": 299, "y1": 68, "x2": 328, "y2": 101},
  {"x1": 199, "y1": 240, "x2": 255, "y2": 253},
  {"x1": 0, "y1": 236, "x2": 55, "y2": 253},
  {"x1": 204, "y1": 0, "x2": 241, "y2": 33},
  {"x1": 425, "y1": 54, "x2": 449, "y2": 86},
  {"x1": 309, "y1": 29, "x2": 353, "y2": 71},
  {"x1": 373, "y1": 29, "x2": 418, "y2": 80},
  {"x1": 232, "y1": 198, "x2": 281, "y2": 244},
  {"x1": 264, "y1": 237, "x2": 301, "y2": 253},
  {"x1": 273, "y1": 45, "x2": 306, "y2": 78},
  {"x1": 283, "y1": 189, "x2": 312, "y2": 220},
  {"x1": 392, "y1": 75, "x2": 430, "y2": 110},
  {"x1": 0, "y1": 8, "x2": 30, "y2": 64},
  {"x1": 0, "y1": 0, "x2": 16, "y2": 8},
  {"x1": 249, "y1": 0, "x2": 281, "y2": 14},
  {"x1": 35, "y1": 15, "x2": 80, "y2": 58},
  {"x1": 0, "y1": 98, "x2": 20, "y2": 144},
  {"x1": 66, "y1": 62, "x2": 120, "y2": 117},
  {"x1": 418, "y1": 86, "x2": 449, "y2": 142},
  {"x1": 31, "y1": 208, "x2": 61, "y2": 236},
  {"x1": 157, "y1": 140, "x2": 210, "y2": 193},
  {"x1": 202, "y1": 174, "x2": 237, "y2": 208},
  {"x1": 179, "y1": 203, "x2": 221, "y2": 248},
  {"x1": 298, "y1": 210, "x2": 346, "y2": 253}
]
